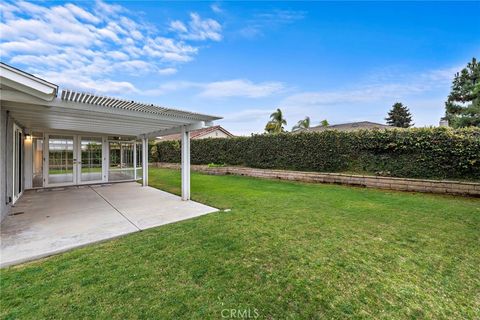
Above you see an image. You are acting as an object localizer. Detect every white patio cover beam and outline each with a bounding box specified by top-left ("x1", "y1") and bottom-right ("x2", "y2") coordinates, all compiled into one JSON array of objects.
[
  {"x1": 0, "y1": 90, "x2": 198, "y2": 124},
  {"x1": 1, "y1": 89, "x2": 220, "y2": 137},
  {"x1": 145, "y1": 121, "x2": 213, "y2": 139},
  {"x1": 181, "y1": 126, "x2": 191, "y2": 201},
  {"x1": 1, "y1": 63, "x2": 221, "y2": 139}
]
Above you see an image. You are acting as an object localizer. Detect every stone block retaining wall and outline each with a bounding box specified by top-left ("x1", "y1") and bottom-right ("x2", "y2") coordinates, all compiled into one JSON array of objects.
[{"x1": 152, "y1": 163, "x2": 480, "y2": 197}]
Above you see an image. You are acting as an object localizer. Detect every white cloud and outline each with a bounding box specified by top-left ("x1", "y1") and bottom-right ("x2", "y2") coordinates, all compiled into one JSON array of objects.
[
  {"x1": 420, "y1": 66, "x2": 461, "y2": 83},
  {"x1": 142, "y1": 37, "x2": 198, "y2": 62},
  {"x1": 281, "y1": 66, "x2": 458, "y2": 109},
  {"x1": 281, "y1": 83, "x2": 425, "y2": 107},
  {"x1": 115, "y1": 60, "x2": 152, "y2": 74},
  {"x1": 216, "y1": 65, "x2": 459, "y2": 135},
  {"x1": 239, "y1": 9, "x2": 306, "y2": 38},
  {"x1": 171, "y1": 12, "x2": 222, "y2": 41},
  {"x1": 170, "y1": 20, "x2": 188, "y2": 33},
  {"x1": 273, "y1": 65, "x2": 459, "y2": 131},
  {"x1": 64, "y1": 3, "x2": 101, "y2": 23},
  {"x1": 145, "y1": 79, "x2": 285, "y2": 98},
  {"x1": 217, "y1": 108, "x2": 272, "y2": 135},
  {"x1": 256, "y1": 10, "x2": 306, "y2": 23},
  {"x1": 210, "y1": 3, "x2": 223, "y2": 14},
  {"x1": 143, "y1": 81, "x2": 197, "y2": 96},
  {"x1": 40, "y1": 69, "x2": 138, "y2": 94},
  {"x1": 200, "y1": 79, "x2": 284, "y2": 98},
  {"x1": 0, "y1": 2, "x2": 19, "y2": 19},
  {"x1": 158, "y1": 68, "x2": 178, "y2": 75},
  {"x1": 107, "y1": 51, "x2": 130, "y2": 61},
  {"x1": 0, "y1": 39, "x2": 57, "y2": 55},
  {"x1": 222, "y1": 108, "x2": 272, "y2": 123},
  {"x1": 94, "y1": 0, "x2": 124, "y2": 16},
  {"x1": 0, "y1": 1, "x2": 223, "y2": 94}
]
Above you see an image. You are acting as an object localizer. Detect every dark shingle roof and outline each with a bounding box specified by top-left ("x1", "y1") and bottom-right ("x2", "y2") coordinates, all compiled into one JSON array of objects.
[{"x1": 306, "y1": 121, "x2": 393, "y2": 132}]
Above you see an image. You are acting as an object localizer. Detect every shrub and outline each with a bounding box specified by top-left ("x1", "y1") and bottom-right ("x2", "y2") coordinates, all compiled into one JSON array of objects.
[
  {"x1": 154, "y1": 127, "x2": 480, "y2": 180},
  {"x1": 207, "y1": 163, "x2": 226, "y2": 168}
]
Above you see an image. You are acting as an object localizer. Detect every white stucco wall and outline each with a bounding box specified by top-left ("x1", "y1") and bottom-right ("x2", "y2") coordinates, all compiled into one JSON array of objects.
[
  {"x1": 0, "y1": 107, "x2": 11, "y2": 222},
  {"x1": 0, "y1": 108, "x2": 20, "y2": 222}
]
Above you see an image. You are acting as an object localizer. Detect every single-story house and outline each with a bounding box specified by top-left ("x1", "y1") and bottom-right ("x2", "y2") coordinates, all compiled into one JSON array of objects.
[
  {"x1": 0, "y1": 62, "x2": 221, "y2": 223},
  {"x1": 305, "y1": 121, "x2": 393, "y2": 132},
  {"x1": 156, "y1": 125, "x2": 234, "y2": 142}
]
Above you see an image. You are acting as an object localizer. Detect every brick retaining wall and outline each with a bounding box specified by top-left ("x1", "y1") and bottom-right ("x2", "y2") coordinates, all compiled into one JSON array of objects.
[{"x1": 152, "y1": 163, "x2": 480, "y2": 197}]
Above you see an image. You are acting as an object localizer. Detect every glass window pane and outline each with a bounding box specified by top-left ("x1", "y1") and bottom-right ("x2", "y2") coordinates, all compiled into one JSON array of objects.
[
  {"x1": 80, "y1": 137, "x2": 102, "y2": 182},
  {"x1": 108, "y1": 141, "x2": 135, "y2": 181},
  {"x1": 32, "y1": 137, "x2": 43, "y2": 188},
  {"x1": 48, "y1": 135, "x2": 74, "y2": 184},
  {"x1": 136, "y1": 142, "x2": 143, "y2": 179}
]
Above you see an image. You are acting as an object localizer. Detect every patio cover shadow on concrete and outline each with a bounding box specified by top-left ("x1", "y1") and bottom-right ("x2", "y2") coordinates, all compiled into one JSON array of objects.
[{"x1": 0, "y1": 183, "x2": 217, "y2": 268}]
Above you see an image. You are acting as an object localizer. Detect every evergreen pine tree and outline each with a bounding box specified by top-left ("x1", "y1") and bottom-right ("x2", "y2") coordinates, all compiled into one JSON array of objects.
[
  {"x1": 444, "y1": 57, "x2": 480, "y2": 128},
  {"x1": 385, "y1": 102, "x2": 413, "y2": 128}
]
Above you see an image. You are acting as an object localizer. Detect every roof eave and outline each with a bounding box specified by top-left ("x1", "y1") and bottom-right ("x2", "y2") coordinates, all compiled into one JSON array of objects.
[{"x1": 0, "y1": 63, "x2": 58, "y2": 101}]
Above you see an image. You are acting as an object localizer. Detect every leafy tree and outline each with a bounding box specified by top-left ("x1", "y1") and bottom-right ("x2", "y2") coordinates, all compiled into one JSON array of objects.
[
  {"x1": 292, "y1": 116, "x2": 310, "y2": 131},
  {"x1": 265, "y1": 108, "x2": 287, "y2": 134},
  {"x1": 444, "y1": 57, "x2": 480, "y2": 128},
  {"x1": 385, "y1": 102, "x2": 413, "y2": 128},
  {"x1": 320, "y1": 119, "x2": 329, "y2": 127}
]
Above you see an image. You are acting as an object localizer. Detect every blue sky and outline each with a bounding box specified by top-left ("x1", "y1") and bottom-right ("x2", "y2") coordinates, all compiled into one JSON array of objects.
[{"x1": 1, "y1": 1, "x2": 479, "y2": 135}]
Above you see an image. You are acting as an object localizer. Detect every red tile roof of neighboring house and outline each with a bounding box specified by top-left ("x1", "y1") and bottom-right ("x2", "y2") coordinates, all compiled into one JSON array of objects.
[{"x1": 157, "y1": 125, "x2": 234, "y2": 141}]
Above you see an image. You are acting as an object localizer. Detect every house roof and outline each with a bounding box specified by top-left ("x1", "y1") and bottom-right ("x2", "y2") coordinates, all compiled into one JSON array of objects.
[
  {"x1": 307, "y1": 121, "x2": 393, "y2": 132},
  {"x1": 157, "y1": 125, "x2": 234, "y2": 141},
  {"x1": 0, "y1": 62, "x2": 58, "y2": 101},
  {"x1": 0, "y1": 62, "x2": 221, "y2": 138}
]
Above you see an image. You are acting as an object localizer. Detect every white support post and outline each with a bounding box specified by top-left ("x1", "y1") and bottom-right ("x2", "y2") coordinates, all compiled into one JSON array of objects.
[
  {"x1": 181, "y1": 126, "x2": 190, "y2": 200},
  {"x1": 120, "y1": 142, "x2": 123, "y2": 168},
  {"x1": 142, "y1": 137, "x2": 148, "y2": 186},
  {"x1": 133, "y1": 141, "x2": 137, "y2": 180},
  {"x1": 102, "y1": 136, "x2": 108, "y2": 182}
]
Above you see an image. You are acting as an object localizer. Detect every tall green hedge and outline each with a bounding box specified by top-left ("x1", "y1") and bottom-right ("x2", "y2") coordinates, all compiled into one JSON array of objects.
[{"x1": 153, "y1": 127, "x2": 480, "y2": 180}]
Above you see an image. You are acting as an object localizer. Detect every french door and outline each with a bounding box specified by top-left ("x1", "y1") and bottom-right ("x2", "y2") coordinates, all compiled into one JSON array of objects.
[
  {"x1": 45, "y1": 134, "x2": 104, "y2": 186},
  {"x1": 78, "y1": 137, "x2": 103, "y2": 184}
]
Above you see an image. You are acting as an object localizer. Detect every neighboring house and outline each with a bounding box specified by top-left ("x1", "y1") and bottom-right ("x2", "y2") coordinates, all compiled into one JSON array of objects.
[
  {"x1": 439, "y1": 119, "x2": 449, "y2": 127},
  {"x1": 305, "y1": 121, "x2": 393, "y2": 132},
  {"x1": 156, "y1": 125, "x2": 234, "y2": 142},
  {"x1": 0, "y1": 62, "x2": 221, "y2": 222}
]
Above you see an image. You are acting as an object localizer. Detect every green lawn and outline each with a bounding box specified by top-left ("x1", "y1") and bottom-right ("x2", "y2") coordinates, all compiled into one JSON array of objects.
[{"x1": 1, "y1": 168, "x2": 479, "y2": 319}]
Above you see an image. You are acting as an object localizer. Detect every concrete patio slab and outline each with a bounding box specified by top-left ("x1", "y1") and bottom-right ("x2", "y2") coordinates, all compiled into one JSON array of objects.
[
  {"x1": 1, "y1": 183, "x2": 217, "y2": 267},
  {"x1": 92, "y1": 183, "x2": 217, "y2": 230}
]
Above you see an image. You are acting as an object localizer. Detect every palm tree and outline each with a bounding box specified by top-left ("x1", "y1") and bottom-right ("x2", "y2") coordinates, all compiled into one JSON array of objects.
[
  {"x1": 265, "y1": 108, "x2": 287, "y2": 134},
  {"x1": 292, "y1": 116, "x2": 311, "y2": 131},
  {"x1": 264, "y1": 121, "x2": 277, "y2": 134},
  {"x1": 320, "y1": 119, "x2": 329, "y2": 127}
]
